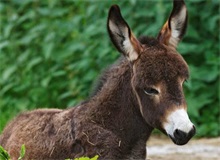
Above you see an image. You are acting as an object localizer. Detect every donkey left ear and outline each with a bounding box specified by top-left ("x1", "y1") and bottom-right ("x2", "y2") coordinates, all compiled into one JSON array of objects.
[{"x1": 157, "y1": 0, "x2": 188, "y2": 48}]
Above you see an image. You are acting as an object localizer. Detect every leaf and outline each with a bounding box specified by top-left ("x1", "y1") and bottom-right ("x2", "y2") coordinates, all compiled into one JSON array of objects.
[
  {"x1": 43, "y1": 42, "x2": 54, "y2": 60},
  {"x1": 74, "y1": 155, "x2": 99, "y2": 160},
  {"x1": 41, "y1": 76, "x2": 51, "y2": 88},
  {"x1": 52, "y1": 71, "x2": 66, "y2": 77},
  {"x1": 90, "y1": 155, "x2": 99, "y2": 160},
  {"x1": 0, "y1": 83, "x2": 16, "y2": 95},
  {"x1": 0, "y1": 145, "x2": 11, "y2": 160},
  {"x1": 18, "y1": 144, "x2": 25, "y2": 160},
  {"x1": 0, "y1": 41, "x2": 9, "y2": 50},
  {"x1": 190, "y1": 65, "x2": 218, "y2": 82},
  {"x1": 1, "y1": 66, "x2": 17, "y2": 82},
  {"x1": 26, "y1": 57, "x2": 43, "y2": 71}
]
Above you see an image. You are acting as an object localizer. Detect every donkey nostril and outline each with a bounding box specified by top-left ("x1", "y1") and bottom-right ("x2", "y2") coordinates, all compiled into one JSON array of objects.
[{"x1": 174, "y1": 129, "x2": 187, "y2": 139}]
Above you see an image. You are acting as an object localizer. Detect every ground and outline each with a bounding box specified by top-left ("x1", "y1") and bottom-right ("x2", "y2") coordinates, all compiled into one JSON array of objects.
[{"x1": 147, "y1": 135, "x2": 220, "y2": 160}]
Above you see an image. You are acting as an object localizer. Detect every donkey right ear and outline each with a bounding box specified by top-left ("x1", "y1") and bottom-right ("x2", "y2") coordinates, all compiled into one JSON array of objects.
[
  {"x1": 157, "y1": 0, "x2": 188, "y2": 49},
  {"x1": 107, "y1": 5, "x2": 142, "y2": 62}
]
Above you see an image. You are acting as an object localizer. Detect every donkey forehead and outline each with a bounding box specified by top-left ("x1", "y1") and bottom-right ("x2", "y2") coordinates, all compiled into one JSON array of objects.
[{"x1": 135, "y1": 46, "x2": 189, "y2": 84}]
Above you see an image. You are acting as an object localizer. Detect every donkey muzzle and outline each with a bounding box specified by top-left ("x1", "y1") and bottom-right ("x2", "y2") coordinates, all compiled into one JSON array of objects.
[
  {"x1": 169, "y1": 125, "x2": 196, "y2": 145},
  {"x1": 163, "y1": 108, "x2": 196, "y2": 145}
]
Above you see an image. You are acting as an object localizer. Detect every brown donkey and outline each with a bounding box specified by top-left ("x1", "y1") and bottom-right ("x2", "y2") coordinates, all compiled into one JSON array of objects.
[{"x1": 0, "y1": 0, "x2": 196, "y2": 159}]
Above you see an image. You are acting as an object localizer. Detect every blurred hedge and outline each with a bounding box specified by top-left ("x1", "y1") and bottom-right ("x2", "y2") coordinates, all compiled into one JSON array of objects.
[{"x1": 0, "y1": 0, "x2": 219, "y2": 137}]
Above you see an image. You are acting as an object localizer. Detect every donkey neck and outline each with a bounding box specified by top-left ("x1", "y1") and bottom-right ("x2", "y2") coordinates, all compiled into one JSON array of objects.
[{"x1": 88, "y1": 58, "x2": 153, "y2": 142}]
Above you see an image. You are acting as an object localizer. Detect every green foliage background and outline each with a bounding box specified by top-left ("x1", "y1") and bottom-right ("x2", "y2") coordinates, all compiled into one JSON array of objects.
[{"x1": 0, "y1": 0, "x2": 219, "y2": 137}]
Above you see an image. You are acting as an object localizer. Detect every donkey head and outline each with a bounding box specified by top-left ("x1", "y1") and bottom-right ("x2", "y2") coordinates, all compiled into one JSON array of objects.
[{"x1": 107, "y1": 0, "x2": 195, "y2": 145}]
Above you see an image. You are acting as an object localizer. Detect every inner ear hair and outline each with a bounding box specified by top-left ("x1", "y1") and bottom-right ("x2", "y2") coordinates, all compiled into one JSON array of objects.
[
  {"x1": 107, "y1": 5, "x2": 142, "y2": 62},
  {"x1": 157, "y1": 0, "x2": 188, "y2": 48}
]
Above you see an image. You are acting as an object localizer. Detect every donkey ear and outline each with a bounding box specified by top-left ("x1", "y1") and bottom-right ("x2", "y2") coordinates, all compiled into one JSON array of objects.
[
  {"x1": 157, "y1": 0, "x2": 188, "y2": 48},
  {"x1": 107, "y1": 5, "x2": 142, "y2": 62}
]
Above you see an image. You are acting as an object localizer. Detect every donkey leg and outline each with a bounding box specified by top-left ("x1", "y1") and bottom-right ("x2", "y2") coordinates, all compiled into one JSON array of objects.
[{"x1": 126, "y1": 138, "x2": 147, "y2": 160}]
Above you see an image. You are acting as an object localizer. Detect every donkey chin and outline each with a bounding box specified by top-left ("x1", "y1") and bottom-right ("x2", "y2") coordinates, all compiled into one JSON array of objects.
[{"x1": 163, "y1": 108, "x2": 196, "y2": 145}]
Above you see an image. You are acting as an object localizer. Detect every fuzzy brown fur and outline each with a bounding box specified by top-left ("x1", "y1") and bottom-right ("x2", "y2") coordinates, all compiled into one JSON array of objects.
[{"x1": 0, "y1": 1, "x2": 192, "y2": 159}]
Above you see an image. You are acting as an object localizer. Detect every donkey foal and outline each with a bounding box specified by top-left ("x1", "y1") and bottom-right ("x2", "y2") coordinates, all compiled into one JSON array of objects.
[{"x1": 0, "y1": 0, "x2": 195, "y2": 159}]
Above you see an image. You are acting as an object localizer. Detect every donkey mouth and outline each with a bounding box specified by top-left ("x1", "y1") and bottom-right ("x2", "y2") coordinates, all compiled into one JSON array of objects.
[
  {"x1": 168, "y1": 127, "x2": 196, "y2": 145},
  {"x1": 168, "y1": 134, "x2": 190, "y2": 145}
]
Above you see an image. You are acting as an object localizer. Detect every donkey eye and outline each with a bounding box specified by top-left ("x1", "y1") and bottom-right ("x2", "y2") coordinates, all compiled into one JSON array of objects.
[
  {"x1": 144, "y1": 88, "x2": 159, "y2": 95},
  {"x1": 182, "y1": 79, "x2": 188, "y2": 85}
]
